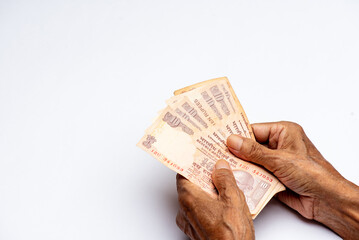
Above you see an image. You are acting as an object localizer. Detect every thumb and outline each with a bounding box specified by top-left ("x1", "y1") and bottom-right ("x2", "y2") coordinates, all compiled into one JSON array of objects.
[
  {"x1": 227, "y1": 135, "x2": 279, "y2": 172},
  {"x1": 212, "y1": 160, "x2": 241, "y2": 203}
]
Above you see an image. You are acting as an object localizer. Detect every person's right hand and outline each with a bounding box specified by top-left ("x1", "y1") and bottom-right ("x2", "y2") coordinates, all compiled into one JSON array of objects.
[{"x1": 227, "y1": 121, "x2": 359, "y2": 239}]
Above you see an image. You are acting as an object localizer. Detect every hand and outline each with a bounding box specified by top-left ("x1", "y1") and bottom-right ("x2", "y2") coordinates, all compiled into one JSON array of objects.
[
  {"x1": 176, "y1": 160, "x2": 254, "y2": 240},
  {"x1": 227, "y1": 121, "x2": 359, "y2": 239}
]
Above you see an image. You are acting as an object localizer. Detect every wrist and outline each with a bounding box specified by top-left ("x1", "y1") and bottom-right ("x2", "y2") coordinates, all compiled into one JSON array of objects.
[{"x1": 314, "y1": 177, "x2": 359, "y2": 238}]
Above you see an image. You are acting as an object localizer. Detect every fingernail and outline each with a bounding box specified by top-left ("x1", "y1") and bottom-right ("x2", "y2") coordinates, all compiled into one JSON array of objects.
[
  {"x1": 227, "y1": 135, "x2": 243, "y2": 150},
  {"x1": 215, "y1": 159, "x2": 230, "y2": 170}
]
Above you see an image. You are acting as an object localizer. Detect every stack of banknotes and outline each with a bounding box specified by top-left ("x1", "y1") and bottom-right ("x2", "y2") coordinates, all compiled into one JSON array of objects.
[{"x1": 137, "y1": 77, "x2": 285, "y2": 218}]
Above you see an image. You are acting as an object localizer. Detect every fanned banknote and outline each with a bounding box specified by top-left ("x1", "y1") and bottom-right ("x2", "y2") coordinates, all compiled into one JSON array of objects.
[{"x1": 137, "y1": 77, "x2": 285, "y2": 218}]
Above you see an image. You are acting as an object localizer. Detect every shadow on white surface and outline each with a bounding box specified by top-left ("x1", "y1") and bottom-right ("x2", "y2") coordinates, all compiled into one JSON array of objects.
[{"x1": 254, "y1": 198, "x2": 341, "y2": 239}]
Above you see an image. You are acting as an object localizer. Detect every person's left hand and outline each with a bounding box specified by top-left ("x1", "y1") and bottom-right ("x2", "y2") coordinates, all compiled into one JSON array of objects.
[{"x1": 176, "y1": 160, "x2": 254, "y2": 240}]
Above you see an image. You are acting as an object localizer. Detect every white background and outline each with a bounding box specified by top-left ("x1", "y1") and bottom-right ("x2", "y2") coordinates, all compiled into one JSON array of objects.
[{"x1": 0, "y1": 0, "x2": 358, "y2": 239}]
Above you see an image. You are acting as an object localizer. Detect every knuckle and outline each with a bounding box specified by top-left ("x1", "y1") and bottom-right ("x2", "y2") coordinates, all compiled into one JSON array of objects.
[
  {"x1": 175, "y1": 212, "x2": 184, "y2": 230},
  {"x1": 214, "y1": 170, "x2": 234, "y2": 188},
  {"x1": 214, "y1": 168, "x2": 232, "y2": 181},
  {"x1": 213, "y1": 170, "x2": 238, "y2": 200},
  {"x1": 248, "y1": 141, "x2": 264, "y2": 160},
  {"x1": 222, "y1": 189, "x2": 240, "y2": 205},
  {"x1": 178, "y1": 193, "x2": 195, "y2": 209},
  {"x1": 176, "y1": 177, "x2": 192, "y2": 194},
  {"x1": 176, "y1": 180, "x2": 181, "y2": 192},
  {"x1": 293, "y1": 123, "x2": 304, "y2": 132},
  {"x1": 176, "y1": 213, "x2": 194, "y2": 239},
  {"x1": 176, "y1": 174, "x2": 185, "y2": 191},
  {"x1": 271, "y1": 152, "x2": 293, "y2": 173},
  {"x1": 283, "y1": 121, "x2": 304, "y2": 132}
]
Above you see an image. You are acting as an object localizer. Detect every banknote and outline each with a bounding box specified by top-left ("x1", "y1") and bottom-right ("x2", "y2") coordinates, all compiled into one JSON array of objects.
[
  {"x1": 139, "y1": 106, "x2": 283, "y2": 215},
  {"x1": 137, "y1": 77, "x2": 285, "y2": 218},
  {"x1": 170, "y1": 79, "x2": 251, "y2": 138},
  {"x1": 174, "y1": 77, "x2": 253, "y2": 138}
]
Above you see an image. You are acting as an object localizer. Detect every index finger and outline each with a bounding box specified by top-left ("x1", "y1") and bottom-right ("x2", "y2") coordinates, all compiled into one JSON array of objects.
[
  {"x1": 251, "y1": 122, "x2": 285, "y2": 143},
  {"x1": 176, "y1": 174, "x2": 198, "y2": 193},
  {"x1": 176, "y1": 174, "x2": 210, "y2": 208}
]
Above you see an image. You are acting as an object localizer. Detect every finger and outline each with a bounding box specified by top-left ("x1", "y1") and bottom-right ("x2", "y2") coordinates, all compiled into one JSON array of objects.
[
  {"x1": 252, "y1": 122, "x2": 286, "y2": 149},
  {"x1": 251, "y1": 122, "x2": 277, "y2": 143},
  {"x1": 176, "y1": 174, "x2": 208, "y2": 210},
  {"x1": 276, "y1": 191, "x2": 314, "y2": 219},
  {"x1": 176, "y1": 174, "x2": 196, "y2": 193},
  {"x1": 176, "y1": 174, "x2": 196, "y2": 210},
  {"x1": 176, "y1": 174, "x2": 187, "y2": 191},
  {"x1": 176, "y1": 211, "x2": 199, "y2": 240},
  {"x1": 175, "y1": 211, "x2": 186, "y2": 231},
  {"x1": 227, "y1": 134, "x2": 280, "y2": 172},
  {"x1": 212, "y1": 160, "x2": 241, "y2": 203}
]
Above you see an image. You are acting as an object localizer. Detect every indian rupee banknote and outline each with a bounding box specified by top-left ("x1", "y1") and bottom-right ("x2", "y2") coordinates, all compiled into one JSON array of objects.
[{"x1": 137, "y1": 77, "x2": 285, "y2": 218}]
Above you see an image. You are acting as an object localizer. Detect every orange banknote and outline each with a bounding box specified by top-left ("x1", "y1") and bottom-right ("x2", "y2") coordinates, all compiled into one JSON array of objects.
[{"x1": 137, "y1": 77, "x2": 284, "y2": 218}]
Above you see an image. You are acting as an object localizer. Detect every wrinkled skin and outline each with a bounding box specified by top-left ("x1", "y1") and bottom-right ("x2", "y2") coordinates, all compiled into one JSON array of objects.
[
  {"x1": 228, "y1": 121, "x2": 359, "y2": 239},
  {"x1": 227, "y1": 121, "x2": 343, "y2": 220},
  {"x1": 176, "y1": 160, "x2": 254, "y2": 240},
  {"x1": 176, "y1": 121, "x2": 359, "y2": 239}
]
